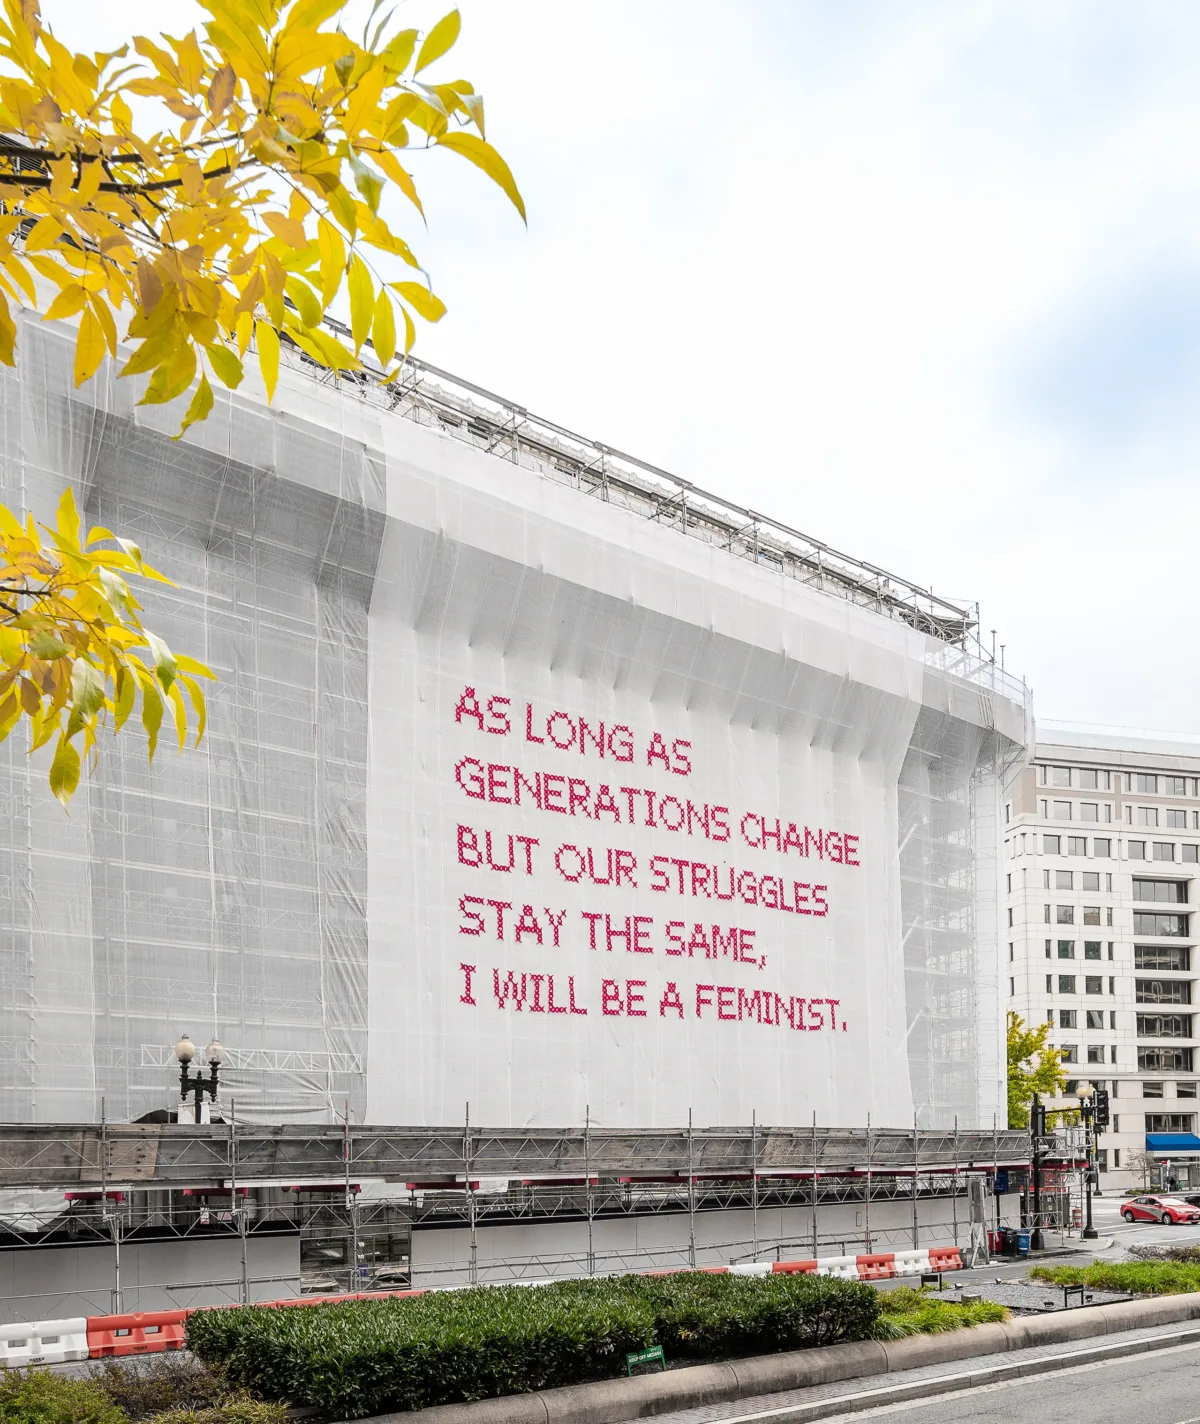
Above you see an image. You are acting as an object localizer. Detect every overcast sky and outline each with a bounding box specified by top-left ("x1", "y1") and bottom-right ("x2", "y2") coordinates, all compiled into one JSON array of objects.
[{"x1": 58, "y1": 0, "x2": 1200, "y2": 731}]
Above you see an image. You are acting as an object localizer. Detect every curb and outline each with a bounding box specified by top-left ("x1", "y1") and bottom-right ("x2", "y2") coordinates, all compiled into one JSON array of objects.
[{"x1": 366, "y1": 1293, "x2": 1200, "y2": 1424}]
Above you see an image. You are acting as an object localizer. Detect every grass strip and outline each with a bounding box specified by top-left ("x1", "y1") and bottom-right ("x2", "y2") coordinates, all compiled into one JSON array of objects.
[{"x1": 1031, "y1": 1261, "x2": 1200, "y2": 1295}]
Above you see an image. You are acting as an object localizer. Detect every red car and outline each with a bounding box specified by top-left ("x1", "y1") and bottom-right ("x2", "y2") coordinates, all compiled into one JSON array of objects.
[{"x1": 1121, "y1": 1195, "x2": 1200, "y2": 1225}]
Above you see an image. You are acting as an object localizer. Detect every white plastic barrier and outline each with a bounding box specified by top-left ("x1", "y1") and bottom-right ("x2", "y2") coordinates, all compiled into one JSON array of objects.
[
  {"x1": 729, "y1": 1262, "x2": 773, "y2": 1277},
  {"x1": 892, "y1": 1250, "x2": 932, "y2": 1277},
  {"x1": 0, "y1": 1317, "x2": 89, "y2": 1366},
  {"x1": 815, "y1": 1255, "x2": 860, "y2": 1280}
]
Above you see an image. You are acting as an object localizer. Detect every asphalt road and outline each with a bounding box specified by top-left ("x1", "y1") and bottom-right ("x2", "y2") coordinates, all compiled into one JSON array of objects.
[{"x1": 822, "y1": 1338, "x2": 1200, "y2": 1422}]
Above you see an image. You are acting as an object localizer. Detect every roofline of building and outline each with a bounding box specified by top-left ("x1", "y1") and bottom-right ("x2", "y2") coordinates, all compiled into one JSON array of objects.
[{"x1": 1038, "y1": 721, "x2": 1200, "y2": 762}]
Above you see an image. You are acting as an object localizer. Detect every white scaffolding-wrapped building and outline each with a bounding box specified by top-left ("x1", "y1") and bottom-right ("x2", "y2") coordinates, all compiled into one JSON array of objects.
[{"x1": 0, "y1": 322, "x2": 1032, "y2": 1129}]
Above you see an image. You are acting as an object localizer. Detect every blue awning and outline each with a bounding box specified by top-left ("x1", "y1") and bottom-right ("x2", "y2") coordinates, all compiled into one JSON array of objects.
[{"x1": 1146, "y1": 1133, "x2": 1200, "y2": 1154}]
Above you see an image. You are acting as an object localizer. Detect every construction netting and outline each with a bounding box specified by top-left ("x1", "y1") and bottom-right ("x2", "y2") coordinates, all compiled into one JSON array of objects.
[{"x1": 0, "y1": 318, "x2": 1030, "y2": 1128}]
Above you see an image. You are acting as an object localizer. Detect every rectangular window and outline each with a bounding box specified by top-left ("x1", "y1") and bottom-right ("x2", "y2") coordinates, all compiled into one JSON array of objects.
[
  {"x1": 1137, "y1": 774, "x2": 1159, "y2": 793},
  {"x1": 1059, "y1": 975, "x2": 1077, "y2": 994},
  {"x1": 1056, "y1": 870, "x2": 1073, "y2": 890},
  {"x1": 1057, "y1": 940, "x2": 1075, "y2": 958},
  {"x1": 1046, "y1": 974, "x2": 1053, "y2": 993},
  {"x1": 1080, "y1": 804, "x2": 1099, "y2": 825},
  {"x1": 1043, "y1": 869, "x2": 1051, "y2": 889},
  {"x1": 1129, "y1": 840, "x2": 1146, "y2": 859},
  {"x1": 1009, "y1": 977, "x2": 1014, "y2": 997},
  {"x1": 1106, "y1": 804, "x2": 1113, "y2": 822},
  {"x1": 1144, "y1": 1080, "x2": 1165, "y2": 1097},
  {"x1": 1083, "y1": 906, "x2": 1101, "y2": 926},
  {"x1": 1168, "y1": 809, "x2": 1188, "y2": 828},
  {"x1": 1137, "y1": 979, "x2": 1192, "y2": 1004},
  {"x1": 1178, "y1": 1082, "x2": 1198, "y2": 1099},
  {"x1": 1115, "y1": 1149, "x2": 1121, "y2": 1167},
  {"x1": 1006, "y1": 873, "x2": 1012, "y2": 893},
  {"x1": 1044, "y1": 904, "x2": 1051, "y2": 923},
  {"x1": 1053, "y1": 767, "x2": 1072, "y2": 788},
  {"x1": 1045, "y1": 939, "x2": 1052, "y2": 958},
  {"x1": 1054, "y1": 801, "x2": 1072, "y2": 820},
  {"x1": 1069, "y1": 837, "x2": 1088, "y2": 856},
  {"x1": 1109, "y1": 941, "x2": 1115, "y2": 958},
  {"x1": 1079, "y1": 769, "x2": 1099, "y2": 790},
  {"x1": 1060, "y1": 1044, "x2": 1078, "y2": 1063},
  {"x1": 1009, "y1": 943, "x2": 1014, "y2": 961},
  {"x1": 1140, "y1": 807, "x2": 1160, "y2": 827},
  {"x1": 1111, "y1": 1010, "x2": 1117, "y2": 1029},
  {"x1": 1110, "y1": 976, "x2": 1116, "y2": 994},
  {"x1": 1133, "y1": 912, "x2": 1189, "y2": 937},
  {"x1": 1087, "y1": 1045, "x2": 1105, "y2": 1064},
  {"x1": 1167, "y1": 777, "x2": 1188, "y2": 796},
  {"x1": 1133, "y1": 879, "x2": 1188, "y2": 903},
  {"x1": 1095, "y1": 838, "x2": 1112, "y2": 858},
  {"x1": 1087, "y1": 1009, "x2": 1105, "y2": 1029},
  {"x1": 1083, "y1": 871, "x2": 1100, "y2": 891},
  {"x1": 1108, "y1": 907, "x2": 1114, "y2": 927},
  {"x1": 1139, "y1": 1047, "x2": 1195, "y2": 1072},
  {"x1": 1060, "y1": 1009, "x2": 1077, "y2": 1028},
  {"x1": 1146, "y1": 1113, "x2": 1197, "y2": 1132},
  {"x1": 1112, "y1": 1044, "x2": 1119, "y2": 1062},
  {"x1": 1084, "y1": 941, "x2": 1102, "y2": 960},
  {"x1": 1056, "y1": 905, "x2": 1075, "y2": 924},
  {"x1": 1044, "y1": 834, "x2": 1061, "y2": 854},
  {"x1": 1135, "y1": 945, "x2": 1192, "y2": 971},
  {"x1": 1186, "y1": 845, "x2": 1200, "y2": 863},
  {"x1": 1107, "y1": 873, "x2": 1113, "y2": 891},
  {"x1": 1136, "y1": 1013, "x2": 1193, "y2": 1038},
  {"x1": 1085, "y1": 975, "x2": 1103, "y2": 994},
  {"x1": 1007, "y1": 907, "x2": 1013, "y2": 927},
  {"x1": 1155, "y1": 842, "x2": 1176, "y2": 862}
]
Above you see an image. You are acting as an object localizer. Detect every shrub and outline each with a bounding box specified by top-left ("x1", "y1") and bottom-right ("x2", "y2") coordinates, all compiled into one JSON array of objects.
[
  {"x1": 0, "y1": 1370, "x2": 127, "y2": 1424},
  {"x1": 88, "y1": 1357, "x2": 234, "y2": 1421},
  {"x1": 1031, "y1": 1261, "x2": 1200, "y2": 1295},
  {"x1": 1129, "y1": 1243, "x2": 1200, "y2": 1264},
  {"x1": 187, "y1": 1273, "x2": 882, "y2": 1419},
  {"x1": 873, "y1": 1286, "x2": 1007, "y2": 1338}
]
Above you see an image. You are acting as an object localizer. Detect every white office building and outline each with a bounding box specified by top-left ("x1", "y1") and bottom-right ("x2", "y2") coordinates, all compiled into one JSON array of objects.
[{"x1": 1006, "y1": 724, "x2": 1200, "y2": 1192}]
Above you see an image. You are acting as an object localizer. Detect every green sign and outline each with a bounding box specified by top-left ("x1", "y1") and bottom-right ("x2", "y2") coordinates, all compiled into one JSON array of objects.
[{"x1": 625, "y1": 1345, "x2": 666, "y2": 1376}]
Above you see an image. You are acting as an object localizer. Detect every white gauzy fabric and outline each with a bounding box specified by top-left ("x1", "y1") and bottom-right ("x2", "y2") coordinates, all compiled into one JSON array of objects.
[{"x1": 365, "y1": 421, "x2": 927, "y2": 1128}]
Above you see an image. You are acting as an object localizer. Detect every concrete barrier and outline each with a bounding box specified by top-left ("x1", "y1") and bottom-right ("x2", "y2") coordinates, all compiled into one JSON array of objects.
[
  {"x1": 381, "y1": 1292, "x2": 1200, "y2": 1424},
  {"x1": 0, "y1": 1318, "x2": 89, "y2": 1367}
]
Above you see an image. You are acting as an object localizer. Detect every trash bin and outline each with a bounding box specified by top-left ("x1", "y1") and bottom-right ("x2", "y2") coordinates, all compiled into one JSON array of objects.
[
  {"x1": 1015, "y1": 1229, "x2": 1031, "y2": 1256},
  {"x1": 999, "y1": 1227, "x2": 1017, "y2": 1256}
]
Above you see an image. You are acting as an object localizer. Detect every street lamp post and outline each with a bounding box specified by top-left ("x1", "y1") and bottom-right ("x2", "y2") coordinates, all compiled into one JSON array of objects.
[
  {"x1": 175, "y1": 1034, "x2": 225, "y2": 1123},
  {"x1": 1076, "y1": 1081, "x2": 1098, "y2": 1241}
]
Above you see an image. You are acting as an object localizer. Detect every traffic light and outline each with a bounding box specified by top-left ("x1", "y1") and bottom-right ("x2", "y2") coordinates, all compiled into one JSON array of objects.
[{"x1": 1094, "y1": 1088, "x2": 1110, "y2": 1129}]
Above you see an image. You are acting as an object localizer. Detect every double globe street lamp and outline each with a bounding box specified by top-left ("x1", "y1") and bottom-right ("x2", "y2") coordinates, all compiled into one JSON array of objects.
[
  {"x1": 175, "y1": 1034, "x2": 225, "y2": 1123},
  {"x1": 1075, "y1": 1080, "x2": 1099, "y2": 1241}
]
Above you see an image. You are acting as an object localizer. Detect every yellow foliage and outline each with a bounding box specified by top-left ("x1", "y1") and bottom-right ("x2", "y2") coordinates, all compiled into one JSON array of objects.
[
  {"x1": 0, "y1": 488, "x2": 214, "y2": 805},
  {"x1": 0, "y1": 0, "x2": 524, "y2": 416}
]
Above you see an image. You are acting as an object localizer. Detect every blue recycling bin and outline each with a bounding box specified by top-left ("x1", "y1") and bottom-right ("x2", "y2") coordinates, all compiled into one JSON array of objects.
[{"x1": 1015, "y1": 1229, "x2": 1031, "y2": 1256}]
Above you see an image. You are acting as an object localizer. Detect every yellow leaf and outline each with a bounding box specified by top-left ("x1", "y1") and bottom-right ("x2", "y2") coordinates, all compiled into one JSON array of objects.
[
  {"x1": 175, "y1": 371, "x2": 213, "y2": 440},
  {"x1": 140, "y1": 674, "x2": 163, "y2": 761},
  {"x1": 374, "y1": 149, "x2": 424, "y2": 218},
  {"x1": 391, "y1": 280, "x2": 446, "y2": 323},
  {"x1": 436, "y1": 131, "x2": 526, "y2": 222},
  {"x1": 180, "y1": 673, "x2": 208, "y2": 746},
  {"x1": 381, "y1": 27, "x2": 418, "y2": 73},
  {"x1": 206, "y1": 343, "x2": 243, "y2": 389},
  {"x1": 414, "y1": 9, "x2": 460, "y2": 74},
  {"x1": 49, "y1": 731, "x2": 80, "y2": 806},
  {"x1": 73, "y1": 307, "x2": 106, "y2": 386},
  {"x1": 263, "y1": 210, "x2": 307, "y2": 247},
  {"x1": 0, "y1": 289, "x2": 14, "y2": 366},
  {"x1": 284, "y1": 273, "x2": 321, "y2": 329},
  {"x1": 24, "y1": 216, "x2": 64, "y2": 253},
  {"x1": 56, "y1": 486, "x2": 80, "y2": 549},
  {"x1": 256, "y1": 319, "x2": 280, "y2": 401},
  {"x1": 372, "y1": 288, "x2": 395, "y2": 367},
  {"x1": 168, "y1": 681, "x2": 187, "y2": 750},
  {"x1": 347, "y1": 254, "x2": 373, "y2": 352},
  {"x1": 317, "y1": 217, "x2": 344, "y2": 308}
]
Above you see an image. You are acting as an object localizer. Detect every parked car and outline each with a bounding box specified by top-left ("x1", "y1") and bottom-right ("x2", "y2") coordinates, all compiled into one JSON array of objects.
[{"x1": 1120, "y1": 1195, "x2": 1200, "y2": 1225}]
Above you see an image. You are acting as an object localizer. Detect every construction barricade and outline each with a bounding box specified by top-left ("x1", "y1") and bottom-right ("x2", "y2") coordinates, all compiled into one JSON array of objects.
[
  {"x1": 856, "y1": 1253, "x2": 897, "y2": 1280},
  {"x1": 0, "y1": 1318, "x2": 89, "y2": 1367},
  {"x1": 86, "y1": 1310, "x2": 189, "y2": 1357}
]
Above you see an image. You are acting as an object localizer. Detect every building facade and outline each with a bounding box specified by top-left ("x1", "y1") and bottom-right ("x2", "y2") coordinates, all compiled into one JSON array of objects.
[{"x1": 1006, "y1": 725, "x2": 1200, "y2": 1191}]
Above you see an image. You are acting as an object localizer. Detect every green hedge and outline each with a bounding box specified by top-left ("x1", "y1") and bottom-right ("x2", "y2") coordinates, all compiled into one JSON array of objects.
[
  {"x1": 186, "y1": 1273, "x2": 881, "y2": 1418},
  {"x1": 874, "y1": 1286, "x2": 1007, "y2": 1338},
  {"x1": 0, "y1": 1370, "x2": 127, "y2": 1424},
  {"x1": 1031, "y1": 1261, "x2": 1200, "y2": 1295}
]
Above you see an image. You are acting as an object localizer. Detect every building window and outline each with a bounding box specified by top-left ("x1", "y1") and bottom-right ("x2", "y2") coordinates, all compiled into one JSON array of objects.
[
  {"x1": 1068, "y1": 837, "x2": 1088, "y2": 856},
  {"x1": 1110, "y1": 976, "x2": 1116, "y2": 994},
  {"x1": 1087, "y1": 1045, "x2": 1105, "y2": 1064},
  {"x1": 1009, "y1": 977, "x2": 1014, "y2": 997},
  {"x1": 1060, "y1": 1009, "x2": 1077, "y2": 1028},
  {"x1": 1007, "y1": 908, "x2": 1013, "y2": 927},
  {"x1": 1107, "y1": 873, "x2": 1113, "y2": 891},
  {"x1": 1140, "y1": 807, "x2": 1160, "y2": 827},
  {"x1": 1139, "y1": 1047, "x2": 1195, "y2": 1072},
  {"x1": 1080, "y1": 803, "x2": 1099, "y2": 823},
  {"x1": 1146, "y1": 1113, "x2": 1196, "y2": 1133},
  {"x1": 1083, "y1": 906, "x2": 1101, "y2": 926},
  {"x1": 1136, "y1": 979, "x2": 1192, "y2": 1005},
  {"x1": 1009, "y1": 943, "x2": 1014, "y2": 961},
  {"x1": 1154, "y1": 843, "x2": 1176, "y2": 862},
  {"x1": 1136, "y1": 1013, "x2": 1193, "y2": 1038},
  {"x1": 1058, "y1": 940, "x2": 1075, "y2": 959},
  {"x1": 1137, "y1": 774, "x2": 1159, "y2": 794},
  {"x1": 1186, "y1": 845, "x2": 1200, "y2": 863},
  {"x1": 1143, "y1": 1081, "x2": 1165, "y2": 1097},
  {"x1": 1082, "y1": 872, "x2": 1100, "y2": 891},
  {"x1": 1084, "y1": 941, "x2": 1102, "y2": 960},
  {"x1": 1108, "y1": 941, "x2": 1115, "y2": 958},
  {"x1": 1107, "y1": 907, "x2": 1114, "y2": 926},
  {"x1": 1135, "y1": 945, "x2": 1191, "y2": 971},
  {"x1": 1111, "y1": 1010, "x2": 1117, "y2": 1029},
  {"x1": 1054, "y1": 801, "x2": 1072, "y2": 820},
  {"x1": 1046, "y1": 975, "x2": 1053, "y2": 993},
  {"x1": 1043, "y1": 869, "x2": 1051, "y2": 889},
  {"x1": 1079, "y1": 770, "x2": 1099, "y2": 790},
  {"x1": 1167, "y1": 777, "x2": 1188, "y2": 796},
  {"x1": 1111, "y1": 1044, "x2": 1119, "y2": 1062},
  {"x1": 1114, "y1": 1149, "x2": 1121, "y2": 1168},
  {"x1": 1178, "y1": 1082, "x2": 1198, "y2": 1099},
  {"x1": 1059, "y1": 975, "x2": 1077, "y2": 994},
  {"x1": 1129, "y1": 840, "x2": 1146, "y2": 859},
  {"x1": 1057, "y1": 905, "x2": 1075, "y2": 925},
  {"x1": 1133, "y1": 879, "x2": 1188, "y2": 904},
  {"x1": 1044, "y1": 904, "x2": 1052, "y2": 923},
  {"x1": 1045, "y1": 939, "x2": 1052, "y2": 958},
  {"x1": 1060, "y1": 1044, "x2": 1078, "y2": 1063},
  {"x1": 1006, "y1": 873, "x2": 1012, "y2": 894},
  {"x1": 1086, "y1": 1009, "x2": 1105, "y2": 1029},
  {"x1": 1085, "y1": 975, "x2": 1103, "y2": 994},
  {"x1": 1044, "y1": 834, "x2": 1061, "y2": 854},
  {"x1": 1053, "y1": 767, "x2": 1072, "y2": 788},
  {"x1": 1133, "y1": 912, "x2": 1189, "y2": 937},
  {"x1": 1093, "y1": 838, "x2": 1111, "y2": 859},
  {"x1": 1056, "y1": 870, "x2": 1073, "y2": 889},
  {"x1": 1168, "y1": 809, "x2": 1188, "y2": 828}
]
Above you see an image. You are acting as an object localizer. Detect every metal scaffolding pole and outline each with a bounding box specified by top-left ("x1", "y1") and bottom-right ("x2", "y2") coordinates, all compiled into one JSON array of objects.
[
  {"x1": 810, "y1": 1112, "x2": 818, "y2": 1257},
  {"x1": 911, "y1": 1115, "x2": 920, "y2": 1249},
  {"x1": 687, "y1": 1108, "x2": 696, "y2": 1270},
  {"x1": 751, "y1": 1111, "x2": 759, "y2": 1262},
  {"x1": 952, "y1": 1115, "x2": 959, "y2": 1248},
  {"x1": 865, "y1": 1113, "x2": 872, "y2": 1253},
  {"x1": 585, "y1": 1104, "x2": 595, "y2": 1276},
  {"x1": 231, "y1": 1099, "x2": 247, "y2": 1305},
  {"x1": 465, "y1": 1103, "x2": 477, "y2": 1285}
]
